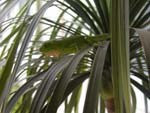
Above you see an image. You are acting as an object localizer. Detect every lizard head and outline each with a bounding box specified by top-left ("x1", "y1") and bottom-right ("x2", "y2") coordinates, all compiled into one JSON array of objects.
[{"x1": 40, "y1": 41, "x2": 61, "y2": 57}]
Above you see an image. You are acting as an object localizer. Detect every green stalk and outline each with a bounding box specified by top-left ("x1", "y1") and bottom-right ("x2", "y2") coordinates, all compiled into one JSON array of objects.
[{"x1": 111, "y1": 0, "x2": 132, "y2": 113}]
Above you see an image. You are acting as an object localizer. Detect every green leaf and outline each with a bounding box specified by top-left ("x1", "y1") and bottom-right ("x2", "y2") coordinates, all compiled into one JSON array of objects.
[
  {"x1": 132, "y1": 1, "x2": 150, "y2": 27},
  {"x1": 30, "y1": 56, "x2": 73, "y2": 113},
  {"x1": 41, "y1": 72, "x2": 89, "y2": 113},
  {"x1": 0, "y1": 26, "x2": 21, "y2": 46},
  {"x1": 75, "y1": 0, "x2": 103, "y2": 33},
  {"x1": 131, "y1": 86, "x2": 137, "y2": 113},
  {"x1": 0, "y1": 0, "x2": 56, "y2": 110},
  {"x1": 65, "y1": 85, "x2": 82, "y2": 113},
  {"x1": 134, "y1": 29, "x2": 150, "y2": 81},
  {"x1": 45, "y1": 47, "x2": 91, "y2": 113},
  {"x1": 100, "y1": 97, "x2": 105, "y2": 113},
  {"x1": 131, "y1": 79, "x2": 150, "y2": 99},
  {"x1": 50, "y1": 8, "x2": 68, "y2": 40},
  {"x1": 131, "y1": 70, "x2": 149, "y2": 83},
  {"x1": 83, "y1": 42, "x2": 109, "y2": 113},
  {"x1": 130, "y1": 0, "x2": 147, "y2": 25},
  {"x1": 65, "y1": 0, "x2": 100, "y2": 34},
  {"x1": 94, "y1": 0, "x2": 109, "y2": 32},
  {"x1": 0, "y1": 0, "x2": 19, "y2": 23},
  {"x1": 5, "y1": 70, "x2": 47, "y2": 113},
  {"x1": 0, "y1": 22, "x2": 27, "y2": 107}
]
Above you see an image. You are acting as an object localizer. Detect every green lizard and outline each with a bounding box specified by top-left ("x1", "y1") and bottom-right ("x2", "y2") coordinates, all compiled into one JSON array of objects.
[
  {"x1": 39, "y1": 34, "x2": 113, "y2": 100},
  {"x1": 40, "y1": 34, "x2": 109, "y2": 57}
]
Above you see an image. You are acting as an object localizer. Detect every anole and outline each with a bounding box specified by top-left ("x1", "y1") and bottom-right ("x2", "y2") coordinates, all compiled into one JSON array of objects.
[
  {"x1": 40, "y1": 34, "x2": 113, "y2": 100},
  {"x1": 40, "y1": 34, "x2": 109, "y2": 57}
]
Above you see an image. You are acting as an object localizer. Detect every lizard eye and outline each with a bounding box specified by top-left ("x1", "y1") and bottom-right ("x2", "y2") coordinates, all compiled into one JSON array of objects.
[
  {"x1": 40, "y1": 43, "x2": 48, "y2": 52},
  {"x1": 43, "y1": 43, "x2": 50, "y2": 48}
]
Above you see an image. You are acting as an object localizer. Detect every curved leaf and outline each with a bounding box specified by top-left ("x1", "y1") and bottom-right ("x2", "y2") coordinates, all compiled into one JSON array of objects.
[
  {"x1": 40, "y1": 72, "x2": 89, "y2": 113},
  {"x1": 0, "y1": 0, "x2": 56, "y2": 109},
  {"x1": 131, "y1": 78, "x2": 150, "y2": 99},
  {"x1": 134, "y1": 29, "x2": 150, "y2": 80},
  {"x1": 45, "y1": 47, "x2": 91, "y2": 113},
  {"x1": 30, "y1": 56, "x2": 72, "y2": 113},
  {"x1": 83, "y1": 42, "x2": 109, "y2": 113},
  {"x1": 65, "y1": 0, "x2": 100, "y2": 34},
  {"x1": 5, "y1": 70, "x2": 46, "y2": 113}
]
